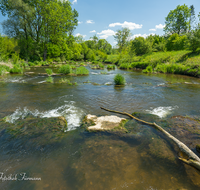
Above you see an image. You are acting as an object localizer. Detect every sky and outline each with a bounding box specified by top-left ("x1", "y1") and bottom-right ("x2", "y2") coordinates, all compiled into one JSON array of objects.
[{"x1": 0, "y1": 0, "x2": 200, "y2": 46}]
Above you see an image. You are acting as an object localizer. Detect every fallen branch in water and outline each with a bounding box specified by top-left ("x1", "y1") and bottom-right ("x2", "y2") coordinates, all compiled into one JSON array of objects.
[{"x1": 100, "y1": 106, "x2": 200, "y2": 171}]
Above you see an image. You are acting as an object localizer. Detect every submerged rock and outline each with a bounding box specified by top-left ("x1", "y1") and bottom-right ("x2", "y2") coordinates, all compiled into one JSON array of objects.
[
  {"x1": 196, "y1": 145, "x2": 200, "y2": 153},
  {"x1": 0, "y1": 116, "x2": 68, "y2": 146},
  {"x1": 82, "y1": 114, "x2": 127, "y2": 132}
]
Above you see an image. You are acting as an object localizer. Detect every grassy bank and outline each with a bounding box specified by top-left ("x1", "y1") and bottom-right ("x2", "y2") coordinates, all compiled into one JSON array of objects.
[{"x1": 106, "y1": 50, "x2": 200, "y2": 77}]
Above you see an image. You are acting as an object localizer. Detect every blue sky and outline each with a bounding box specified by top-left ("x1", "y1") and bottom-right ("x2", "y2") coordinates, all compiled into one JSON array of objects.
[
  {"x1": 0, "y1": 0, "x2": 200, "y2": 46},
  {"x1": 71, "y1": 0, "x2": 200, "y2": 46}
]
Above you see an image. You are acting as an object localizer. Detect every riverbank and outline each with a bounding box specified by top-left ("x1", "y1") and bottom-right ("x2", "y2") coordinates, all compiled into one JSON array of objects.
[{"x1": 106, "y1": 50, "x2": 200, "y2": 78}]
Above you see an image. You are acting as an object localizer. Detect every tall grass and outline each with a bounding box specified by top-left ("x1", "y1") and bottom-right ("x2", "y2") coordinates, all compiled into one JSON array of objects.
[
  {"x1": 76, "y1": 66, "x2": 89, "y2": 75},
  {"x1": 46, "y1": 69, "x2": 53, "y2": 75},
  {"x1": 58, "y1": 64, "x2": 72, "y2": 74},
  {"x1": 10, "y1": 64, "x2": 23, "y2": 74},
  {"x1": 114, "y1": 74, "x2": 126, "y2": 85}
]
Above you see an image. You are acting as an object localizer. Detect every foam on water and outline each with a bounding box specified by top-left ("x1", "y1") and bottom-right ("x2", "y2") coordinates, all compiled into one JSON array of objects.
[
  {"x1": 145, "y1": 106, "x2": 178, "y2": 118},
  {"x1": 6, "y1": 102, "x2": 85, "y2": 131}
]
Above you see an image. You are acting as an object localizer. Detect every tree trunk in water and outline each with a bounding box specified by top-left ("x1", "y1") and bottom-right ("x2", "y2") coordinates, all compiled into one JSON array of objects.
[{"x1": 100, "y1": 106, "x2": 200, "y2": 171}]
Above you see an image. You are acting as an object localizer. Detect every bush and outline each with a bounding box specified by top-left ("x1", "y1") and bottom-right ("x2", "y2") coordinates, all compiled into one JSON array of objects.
[
  {"x1": 12, "y1": 53, "x2": 19, "y2": 64},
  {"x1": 76, "y1": 66, "x2": 89, "y2": 75},
  {"x1": 0, "y1": 67, "x2": 7, "y2": 76},
  {"x1": 188, "y1": 28, "x2": 200, "y2": 52},
  {"x1": 107, "y1": 65, "x2": 115, "y2": 70},
  {"x1": 98, "y1": 63, "x2": 104, "y2": 69},
  {"x1": 46, "y1": 69, "x2": 53, "y2": 75},
  {"x1": 58, "y1": 64, "x2": 72, "y2": 74},
  {"x1": 119, "y1": 63, "x2": 131, "y2": 70},
  {"x1": 142, "y1": 65, "x2": 153, "y2": 73},
  {"x1": 58, "y1": 78, "x2": 72, "y2": 85},
  {"x1": 45, "y1": 76, "x2": 53, "y2": 83},
  {"x1": 114, "y1": 74, "x2": 126, "y2": 85},
  {"x1": 10, "y1": 64, "x2": 23, "y2": 74},
  {"x1": 130, "y1": 37, "x2": 152, "y2": 55}
]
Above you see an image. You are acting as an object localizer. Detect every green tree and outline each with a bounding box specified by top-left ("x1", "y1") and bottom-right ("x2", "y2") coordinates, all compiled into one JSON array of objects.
[
  {"x1": 189, "y1": 5, "x2": 196, "y2": 31},
  {"x1": 164, "y1": 4, "x2": 191, "y2": 35},
  {"x1": 0, "y1": 0, "x2": 78, "y2": 61},
  {"x1": 130, "y1": 37, "x2": 152, "y2": 55},
  {"x1": 187, "y1": 27, "x2": 200, "y2": 52},
  {"x1": 97, "y1": 39, "x2": 112, "y2": 54},
  {"x1": 114, "y1": 28, "x2": 131, "y2": 52},
  {"x1": 166, "y1": 33, "x2": 187, "y2": 51}
]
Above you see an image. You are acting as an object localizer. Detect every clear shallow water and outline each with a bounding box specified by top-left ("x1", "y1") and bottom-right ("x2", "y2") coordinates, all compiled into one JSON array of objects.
[{"x1": 0, "y1": 66, "x2": 200, "y2": 189}]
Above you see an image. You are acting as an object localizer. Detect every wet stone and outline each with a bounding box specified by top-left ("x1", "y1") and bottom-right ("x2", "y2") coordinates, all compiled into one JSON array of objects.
[
  {"x1": 0, "y1": 116, "x2": 68, "y2": 146},
  {"x1": 82, "y1": 114, "x2": 128, "y2": 132}
]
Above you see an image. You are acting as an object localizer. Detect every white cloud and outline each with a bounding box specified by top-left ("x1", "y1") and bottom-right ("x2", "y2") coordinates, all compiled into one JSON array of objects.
[
  {"x1": 149, "y1": 28, "x2": 156, "y2": 31},
  {"x1": 131, "y1": 33, "x2": 155, "y2": 39},
  {"x1": 97, "y1": 29, "x2": 116, "y2": 39},
  {"x1": 109, "y1": 21, "x2": 142, "y2": 30},
  {"x1": 86, "y1": 20, "x2": 94, "y2": 24},
  {"x1": 155, "y1": 24, "x2": 165, "y2": 29},
  {"x1": 90, "y1": 30, "x2": 96, "y2": 33},
  {"x1": 78, "y1": 21, "x2": 82, "y2": 24},
  {"x1": 75, "y1": 33, "x2": 86, "y2": 38},
  {"x1": 72, "y1": 0, "x2": 77, "y2": 4}
]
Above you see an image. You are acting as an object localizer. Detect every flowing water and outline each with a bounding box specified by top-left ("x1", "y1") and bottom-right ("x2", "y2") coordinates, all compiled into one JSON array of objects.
[{"x1": 0, "y1": 66, "x2": 200, "y2": 190}]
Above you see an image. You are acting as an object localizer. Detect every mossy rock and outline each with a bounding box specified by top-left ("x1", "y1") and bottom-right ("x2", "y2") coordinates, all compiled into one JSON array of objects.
[{"x1": 0, "y1": 116, "x2": 67, "y2": 146}]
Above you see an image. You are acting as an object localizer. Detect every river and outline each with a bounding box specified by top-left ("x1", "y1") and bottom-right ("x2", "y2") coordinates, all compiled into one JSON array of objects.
[{"x1": 0, "y1": 66, "x2": 200, "y2": 189}]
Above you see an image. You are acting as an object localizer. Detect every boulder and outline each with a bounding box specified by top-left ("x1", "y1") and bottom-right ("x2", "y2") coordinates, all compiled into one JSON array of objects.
[{"x1": 83, "y1": 114, "x2": 127, "y2": 132}]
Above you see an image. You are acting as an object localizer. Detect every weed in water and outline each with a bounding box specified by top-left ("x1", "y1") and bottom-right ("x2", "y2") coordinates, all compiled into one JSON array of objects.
[
  {"x1": 58, "y1": 64, "x2": 72, "y2": 74},
  {"x1": 76, "y1": 66, "x2": 89, "y2": 75},
  {"x1": 46, "y1": 68, "x2": 53, "y2": 75},
  {"x1": 107, "y1": 65, "x2": 115, "y2": 70},
  {"x1": 45, "y1": 76, "x2": 53, "y2": 83},
  {"x1": 114, "y1": 74, "x2": 126, "y2": 85},
  {"x1": 10, "y1": 64, "x2": 23, "y2": 74}
]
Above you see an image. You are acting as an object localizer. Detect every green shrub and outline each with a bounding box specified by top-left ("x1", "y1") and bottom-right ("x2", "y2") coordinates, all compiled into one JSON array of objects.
[
  {"x1": 119, "y1": 63, "x2": 131, "y2": 70},
  {"x1": 0, "y1": 67, "x2": 7, "y2": 76},
  {"x1": 45, "y1": 76, "x2": 53, "y2": 83},
  {"x1": 28, "y1": 62, "x2": 35, "y2": 66},
  {"x1": 46, "y1": 69, "x2": 53, "y2": 75},
  {"x1": 98, "y1": 63, "x2": 104, "y2": 69},
  {"x1": 12, "y1": 53, "x2": 19, "y2": 64},
  {"x1": 130, "y1": 62, "x2": 149, "y2": 69},
  {"x1": 100, "y1": 71, "x2": 107, "y2": 74},
  {"x1": 58, "y1": 78, "x2": 72, "y2": 84},
  {"x1": 107, "y1": 65, "x2": 115, "y2": 70},
  {"x1": 58, "y1": 64, "x2": 72, "y2": 74},
  {"x1": 114, "y1": 74, "x2": 126, "y2": 85},
  {"x1": 142, "y1": 65, "x2": 153, "y2": 73},
  {"x1": 10, "y1": 64, "x2": 23, "y2": 74},
  {"x1": 76, "y1": 66, "x2": 89, "y2": 75}
]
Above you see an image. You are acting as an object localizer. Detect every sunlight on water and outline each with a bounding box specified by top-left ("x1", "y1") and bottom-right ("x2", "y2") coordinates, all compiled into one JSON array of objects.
[
  {"x1": 145, "y1": 106, "x2": 179, "y2": 118},
  {"x1": 6, "y1": 102, "x2": 85, "y2": 131}
]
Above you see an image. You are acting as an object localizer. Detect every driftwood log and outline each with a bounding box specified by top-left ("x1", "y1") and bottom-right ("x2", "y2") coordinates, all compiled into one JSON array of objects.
[{"x1": 100, "y1": 107, "x2": 200, "y2": 171}]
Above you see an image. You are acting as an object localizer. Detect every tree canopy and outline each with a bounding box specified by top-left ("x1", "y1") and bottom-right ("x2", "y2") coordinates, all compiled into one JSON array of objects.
[
  {"x1": 0, "y1": 0, "x2": 78, "y2": 61},
  {"x1": 164, "y1": 4, "x2": 191, "y2": 35},
  {"x1": 114, "y1": 28, "x2": 131, "y2": 52}
]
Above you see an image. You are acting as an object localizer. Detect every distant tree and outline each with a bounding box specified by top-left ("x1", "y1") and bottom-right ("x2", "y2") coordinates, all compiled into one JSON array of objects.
[
  {"x1": 97, "y1": 39, "x2": 112, "y2": 54},
  {"x1": 166, "y1": 33, "x2": 187, "y2": 51},
  {"x1": 130, "y1": 37, "x2": 152, "y2": 55},
  {"x1": 114, "y1": 28, "x2": 131, "y2": 52},
  {"x1": 75, "y1": 35, "x2": 84, "y2": 43},
  {"x1": 187, "y1": 27, "x2": 200, "y2": 52},
  {"x1": 164, "y1": 4, "x2": 191, "y2": 35},
  {"x1": 0, "y1": 0, "x2": 78, "y2": 61},
  {"x1": 189, "y1": 5, "x2": 196, "y2": 31}
]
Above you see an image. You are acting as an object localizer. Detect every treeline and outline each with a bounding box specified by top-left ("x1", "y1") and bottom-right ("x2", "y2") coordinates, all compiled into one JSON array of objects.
[
  {"x1": 0, "y1": 2, "x2": 200, "y2": 66},
  {"x1": 114, "y1": 4, "x2": 200, "y2": 57},
  {"x1": 0, "y1": 0, "x2": 112, "y2": 63}
]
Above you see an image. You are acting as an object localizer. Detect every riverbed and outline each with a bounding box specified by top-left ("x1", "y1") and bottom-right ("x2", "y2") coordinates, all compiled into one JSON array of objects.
[{"x1": 0, "y1": 66, "x2": 200, "y2": 189}]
